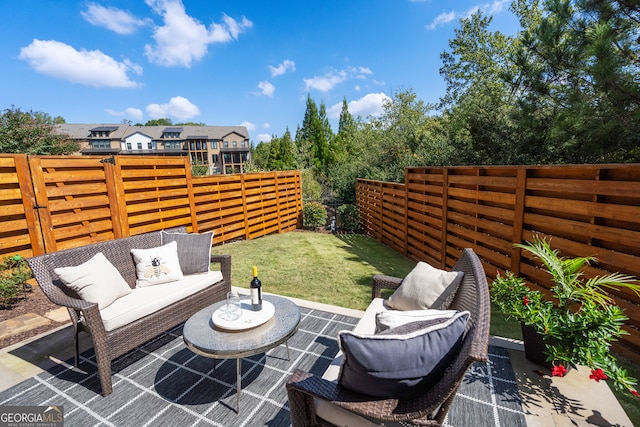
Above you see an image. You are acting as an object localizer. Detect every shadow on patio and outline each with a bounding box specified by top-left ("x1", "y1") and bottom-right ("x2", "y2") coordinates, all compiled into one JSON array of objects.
[{"x1": 0, "y1": 288, "x2": 632, "y2": 426}]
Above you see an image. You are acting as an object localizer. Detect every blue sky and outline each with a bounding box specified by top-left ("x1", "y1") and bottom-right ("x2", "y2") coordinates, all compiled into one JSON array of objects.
[{"x1": 1, "y1": 0, "x2": 518, "y2": 143}]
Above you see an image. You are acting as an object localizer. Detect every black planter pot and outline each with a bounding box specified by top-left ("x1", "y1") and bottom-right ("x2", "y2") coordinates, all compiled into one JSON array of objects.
[{"x1": 521, "y1": 323, "x2": 554, "y2": 369}]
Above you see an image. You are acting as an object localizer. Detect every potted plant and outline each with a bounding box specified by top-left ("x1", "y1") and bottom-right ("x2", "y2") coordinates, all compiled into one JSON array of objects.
[{"x1": 491, "y1": 236, "x2": 640, "y2": 396}]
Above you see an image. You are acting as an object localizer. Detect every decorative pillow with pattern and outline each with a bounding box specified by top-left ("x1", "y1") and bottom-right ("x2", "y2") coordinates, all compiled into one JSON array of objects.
[{"x1": 131, "y1": 241, "x2": 184, "y2": 287}]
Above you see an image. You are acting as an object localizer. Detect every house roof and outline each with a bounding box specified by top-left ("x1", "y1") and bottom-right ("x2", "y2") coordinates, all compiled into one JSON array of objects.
[{"x1": 55, "y1": 124, "x2": 250, "y2": 141}]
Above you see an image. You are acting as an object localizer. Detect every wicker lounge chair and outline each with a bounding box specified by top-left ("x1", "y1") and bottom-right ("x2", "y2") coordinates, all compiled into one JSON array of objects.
[{"x1": 286, "y1": 248, "x2": 490, "y2": 426}]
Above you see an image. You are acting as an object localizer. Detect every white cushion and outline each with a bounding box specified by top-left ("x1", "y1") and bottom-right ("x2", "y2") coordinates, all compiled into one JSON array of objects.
[
  {"x1": 131, "y1": 241, "x2": 184, "y2": 287},
  {"x1": 375, "y1": 309, "x2": 458, "y2": 333},
  {"x1": 100, "y1": 270, "x2": 223, "y2": 331},
  {"x1": 54, "y1": 252, "x2": 132, "y2": 310},
  {"x1": 386, "y1": 261, "x2": 463, "y2": 311}
]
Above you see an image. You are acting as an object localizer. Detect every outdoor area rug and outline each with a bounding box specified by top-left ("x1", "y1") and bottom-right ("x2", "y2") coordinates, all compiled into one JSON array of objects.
[{"x1": 0, "y1": 307, "x2": 526, "y2": 426}]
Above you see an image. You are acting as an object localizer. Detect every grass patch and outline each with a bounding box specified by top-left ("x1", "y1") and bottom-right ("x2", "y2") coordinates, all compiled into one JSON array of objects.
[{"x1": 211, "y1": 231, "x2": 415, "y2": 310}]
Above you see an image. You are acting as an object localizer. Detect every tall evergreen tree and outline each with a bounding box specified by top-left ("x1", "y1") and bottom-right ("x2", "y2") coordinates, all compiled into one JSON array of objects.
[{"x1": 512, "y1": 0, "x2": 640, "y2": 162}]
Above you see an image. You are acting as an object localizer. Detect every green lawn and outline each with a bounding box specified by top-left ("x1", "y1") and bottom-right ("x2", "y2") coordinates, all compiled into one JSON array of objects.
[
  {"x1": 211, "y1": 231, "x2": 415, "y2": 311},
  {"x1": 211, "y1": 231, "x2": 639, "y2": 424}
]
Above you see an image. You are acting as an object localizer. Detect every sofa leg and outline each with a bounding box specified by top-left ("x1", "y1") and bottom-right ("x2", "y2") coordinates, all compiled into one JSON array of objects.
[
  {"x1": 92, "y1": 338, "x2": 113, "y2": 396},
  {"x1": 73, "y1": 325, "x2": 80, "y2": 368}
]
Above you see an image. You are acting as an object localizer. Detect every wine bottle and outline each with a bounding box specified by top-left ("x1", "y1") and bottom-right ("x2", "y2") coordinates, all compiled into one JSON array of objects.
[{"x1": 250, "y1": 266, "x2": 262, "y2": 311}]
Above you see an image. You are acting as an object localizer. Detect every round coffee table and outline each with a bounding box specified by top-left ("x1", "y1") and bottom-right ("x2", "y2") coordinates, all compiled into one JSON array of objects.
[{"x1": 183, "y1": 294, "x2": 300, "y2": 412}]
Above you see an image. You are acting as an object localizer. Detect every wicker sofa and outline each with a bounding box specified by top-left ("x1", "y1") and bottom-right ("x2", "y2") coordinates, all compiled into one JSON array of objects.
[
  {"x1": 286, "y1": 248, "x2": 490, "y2": 426},
  {"x1": 27, "y1": 227, "x2": 230, "y2": 396}
]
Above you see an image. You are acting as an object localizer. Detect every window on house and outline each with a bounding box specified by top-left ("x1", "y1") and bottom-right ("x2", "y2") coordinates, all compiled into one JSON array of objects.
[
  {"x1": 148, "y1": 142, "x2": 153, "y2": 149},
  {"x1": 92, "y1": 140, "x2": 111, "y2": 149},
  {"x1": 232, "y1": 141, "x2": 237, "y2": 148},
  {"x1": 137, "y1": 142, "x2": 143, "y2": 150},
  {"x1": 126, "y1": 142, "x2": 132, "y2": 150},
  {"x1": 211, "y1": 141, "x2": 218, "y2": 149},
  {"x1": 223, "y1": 141, "x2": 229, "y2": 148},
  {"x1": 212, "y1": 154, "x2": 219, "y2": 163}
]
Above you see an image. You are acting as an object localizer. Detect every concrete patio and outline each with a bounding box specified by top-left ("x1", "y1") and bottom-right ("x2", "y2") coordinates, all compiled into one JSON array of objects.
[{"x1": 0, "y1": 288, "x2": 633, "y2": 427}]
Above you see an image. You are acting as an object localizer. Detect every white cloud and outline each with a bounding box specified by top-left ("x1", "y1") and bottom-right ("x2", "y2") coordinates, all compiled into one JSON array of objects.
[
  {"x1": 304, "y1": 70, "x2": 348, "y2": 92},
  {"x1": 303, "y1": 66, "x2": 374, "y2": 93},
  {"x1": 81, "y1": 3, "x2": 148, "y2": 35},
  {"x1": 269, "y1": 59, "x2": 296, "y2": 77},
  {"x1": 240, "y1": 121, "x2": 257, "y2": 131},
  {"x1": 146, "y1": 96, "x2": 200, "y2": 120},
  {"x1": 106, "y1": 107, "x2": 144, "y2": 121},
  {"x1": 257, "y1": 80, "x2": 275, "y2": 97},
  {"x1": 426, "y1": 11, "x2": 456, "y2": 30},
  {"x1": 257, "y1": 133, "x2": 272, "y2": 142},
  {"x1": 426, "y1": 0, "x2": 509, "y2": 30},
  {"x1": 126, "y1": 107, "x2": 144, "y2": 121},
  {"x1": 19, "y1": 39, "x2": 140, "y2": 87},
  {"x1": 328, "y1": 92, "x2": 391, "y2": 119},
  {"x1": 262, "y1": 122, "x2": 270, "y2": 129},
  {"x1": 144, "y1": 0, "x2": 252, "y2": 68}
]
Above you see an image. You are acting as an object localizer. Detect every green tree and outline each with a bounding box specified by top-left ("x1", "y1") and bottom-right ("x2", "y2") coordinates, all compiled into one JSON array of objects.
[
  {"x1": 0, "y1": 107, "x2": 78, "y2": 154},
  {"x1": 144, "y1": 118, "x2": 173, "y2": 126},
  {"x1": 298, "y1": 95, "x2": 332, "y2": 171},
  {"x1": 512, "y1": 0, "x2": 640, "y2": 162},
  {"x1": 439, "y1": 12, "x2": 524, "y2": 165}
]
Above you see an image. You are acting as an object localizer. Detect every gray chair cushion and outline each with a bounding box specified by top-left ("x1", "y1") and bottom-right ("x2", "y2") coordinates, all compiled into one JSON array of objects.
[
  {"x1": 161, "y1": 231, "x2": 213, "y2": 274},
  {"x1": 338, "y1": 311, "x2": 470, "y2": 398}
]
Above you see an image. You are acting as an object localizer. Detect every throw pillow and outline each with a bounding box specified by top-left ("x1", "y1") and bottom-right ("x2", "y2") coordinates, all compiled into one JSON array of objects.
[
  {"x1": 161, "y1": 230, "x2": 214, "y2": 274},
  {"x1": 54, "y1": 252, "x2": 132, "y2": 310},
  {"x1": 131, "y1": 241, "x2": 184, "y2": 287},
  {"x1": 375, "y1": 309, "x2": 458, "y2": 333},
  {"x1": 338, "y1": 311, "x2": 470, "y2": 399},
  {"x1": 386, "y1": 261, "x2": 464, "y2": 311}
]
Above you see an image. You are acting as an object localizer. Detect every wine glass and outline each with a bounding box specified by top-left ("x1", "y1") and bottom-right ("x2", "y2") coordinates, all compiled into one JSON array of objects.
[{"x1": 224, "y1": 291, "x2": 242, "y2": 321}]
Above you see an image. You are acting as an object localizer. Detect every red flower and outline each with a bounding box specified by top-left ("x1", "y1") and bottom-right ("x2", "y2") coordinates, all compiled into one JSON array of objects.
[
  {"x1": 631, "y1": 389, "x2": 639, "y2": 397},
  {"x1": 551, "y1": 365, "x2": 568, "y2": 377},
  {"x1": 589, "y1": 368, "x2": 608, "y2": 382},
  {"x1": 523, "y1": 296, "x2": 529, "y2": 306}
]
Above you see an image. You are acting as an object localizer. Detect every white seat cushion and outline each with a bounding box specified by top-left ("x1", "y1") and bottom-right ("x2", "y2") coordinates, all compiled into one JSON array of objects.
[{"x1": 100, "y1": 271, "x2": 223, "y2": 332}]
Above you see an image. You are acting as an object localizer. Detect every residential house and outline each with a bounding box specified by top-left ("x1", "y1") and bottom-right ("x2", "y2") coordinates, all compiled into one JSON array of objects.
[{"x1": 55, "y1": 124, "x2": 251, "y2": 174}]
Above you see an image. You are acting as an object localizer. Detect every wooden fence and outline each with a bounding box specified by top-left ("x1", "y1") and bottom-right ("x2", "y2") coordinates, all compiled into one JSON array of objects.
[
  {"x1": 357, "y1": 164, "x2": 640, "y2": 357},
  {"x1": 0, "y1": 154, "x2": 301, "y2": 258}
]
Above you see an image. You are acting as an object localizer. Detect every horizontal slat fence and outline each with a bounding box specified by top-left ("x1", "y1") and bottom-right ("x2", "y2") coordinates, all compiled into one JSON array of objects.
[
  {"x1": 357, "y1": 164, "x2": 640, "y2": 359},
  {"x1": 0, "y1": 154, "x2": 301, "y2": 258}
]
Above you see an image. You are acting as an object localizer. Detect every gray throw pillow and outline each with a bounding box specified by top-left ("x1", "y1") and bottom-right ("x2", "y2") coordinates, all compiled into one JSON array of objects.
[
  {"x1": 161, "y1": 231, "x2": 214, "y2": 275},
  {"x1": 386, "y1": 261, "x2": 464, "y2": 311},
  {"x1": 338, "y1": 311, "x2": 470, "y2": 399}
]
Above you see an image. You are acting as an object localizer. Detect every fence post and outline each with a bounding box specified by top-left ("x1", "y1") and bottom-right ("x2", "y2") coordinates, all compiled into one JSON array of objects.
[
  {"x1": 14, "y1": 155, "x2": 46, "y2": 256},
  {"x1": 511, "y1": 167, "x2": 527, "y2": 275},
  {"x1": 104, "y1": 156, "x2": 125, "y2": 239},
  {"x1": 440, "y1": 168, "x2": 449, "y2": 268},
  {"x1": 27, "y1": 156, "x2": 58, "y2": 253},
  {"x1": 184, "y1": 157, "x2": 199, "y2": 233},
  {"x1": 241, "y1": 174, "x2": 250, "y2": 240}
]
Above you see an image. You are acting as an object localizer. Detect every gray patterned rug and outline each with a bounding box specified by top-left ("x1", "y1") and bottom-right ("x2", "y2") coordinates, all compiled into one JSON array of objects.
[{"x1": 0, "y1": 307, "x2": 525, "y2": 426}]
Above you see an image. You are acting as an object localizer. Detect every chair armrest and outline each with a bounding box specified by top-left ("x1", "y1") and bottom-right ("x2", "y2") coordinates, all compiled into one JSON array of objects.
[
  {"x1": 372, "y1": 274, "x2": 402, "y2": 299},
  {"x1": 210, "y1": 254, "x2": 231, "y2": 283}
]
